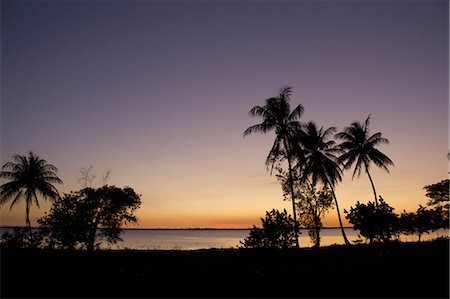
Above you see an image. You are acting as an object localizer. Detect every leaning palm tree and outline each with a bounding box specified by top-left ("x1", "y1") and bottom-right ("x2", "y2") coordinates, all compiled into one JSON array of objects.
[
  {"x1": 336, "y1": 115, "x2": 394, "y2": 207},
  {"x1": 244, "y1": 86, "x2": 304, "y2": 248},
  {"x1": 297, "y1": 121, "x2": 350, "y2": 245},
  {"x1": 0, "y1": 151, "x2": 63, "y2": 245}
]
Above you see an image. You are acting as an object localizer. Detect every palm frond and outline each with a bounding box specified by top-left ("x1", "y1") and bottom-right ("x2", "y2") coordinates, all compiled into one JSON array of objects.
[
  {"x1": 366, "y1": 132, "x2": 390, "y2": 146},
  {"x1": 368, "y1": 148, "x2": 394, "y2": 172},
  {"x1": 265, "y1": 137, "x2": 283, "y2": 174},
  {"x1": 0, "y1": 181, "x2": 24, "y2": 205},
  {"x1": 9, "y1": 189, "x2": 24, "y2": 211},
  {"x1": 288, "y1": 104, "x2": 304, "y2": 122},
  {"x1": 244, "y1": 123, "x2": 274, "y2": 137}
]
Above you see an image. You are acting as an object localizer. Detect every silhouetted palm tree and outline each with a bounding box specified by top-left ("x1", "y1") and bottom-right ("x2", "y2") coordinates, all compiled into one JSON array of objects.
[
  {"x1": 336, "y1": 115, "x2": 394, "y2": 207},
  {"x1": 244, "y1": 86, "x2": 304, "y2": 248},
  {"x1": 297, "y1": 122, "x2": 350, "y2": 245},
  {"x1": 0, "y1": 151, "x2": 63, "y2": 245}
]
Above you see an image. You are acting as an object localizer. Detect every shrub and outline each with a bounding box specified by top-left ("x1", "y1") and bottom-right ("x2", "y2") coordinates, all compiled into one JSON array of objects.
[
  {"x1": 345, "y1": 196, "x2": 398, "y2": 243},
  {"x1": 240, "y1": 209, "x2": 297, "y2": 249}
]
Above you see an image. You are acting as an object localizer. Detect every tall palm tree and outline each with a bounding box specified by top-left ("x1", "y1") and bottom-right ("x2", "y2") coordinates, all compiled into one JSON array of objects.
[
  {"x1": 244, "y1": 86, "x2": 304, "y2": 248},
  {"x1": 336, "y1": 115, "x2": 394, "y2": 207},
  {"x1": 0, "y1": 151, "x2": 63, "y2": 244},
  {"x1": 297, "y1": 121, "x2": 350, "y2": 245}
]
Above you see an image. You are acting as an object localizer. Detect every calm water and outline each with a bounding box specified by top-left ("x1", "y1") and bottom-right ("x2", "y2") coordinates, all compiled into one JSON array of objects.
[
  {"x1": 1, "y1": 227, "x2": 448, "y2": 250},
  {"x1": 108, "y1": 228, "x2": 363, "y2": 250}
]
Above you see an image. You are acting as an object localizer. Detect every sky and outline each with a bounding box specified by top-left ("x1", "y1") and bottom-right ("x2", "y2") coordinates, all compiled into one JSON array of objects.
[{"x1": 1, "y1": 0, "x2": 448, "y2": 228}]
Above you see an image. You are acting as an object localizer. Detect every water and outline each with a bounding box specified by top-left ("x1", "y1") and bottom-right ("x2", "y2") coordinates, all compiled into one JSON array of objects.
[
  {"x1": 1, "y1": 227, "x2": 448, "y2": 250},
  {"x1": 110, "y1": 228, "x2": 363, "y2": 250}
]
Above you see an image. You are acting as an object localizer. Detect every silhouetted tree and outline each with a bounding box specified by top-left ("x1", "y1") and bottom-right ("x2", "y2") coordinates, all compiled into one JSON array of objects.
[
  {"x1": 296, "y1": 182, "x2": 334, "y2": 248},
  {"x1": 424, "y1": 179, "x2": 449, "y2": 208},
  {"x1": 278, "y1": 171, "x2": 334, "y2": 248},
  {"x1": 398, "y1": 180, "x2": 449, "y2": 242},
  {"x1": 423, "y1": 180, "x2": 449, "y2": 233},
  {"x1": 38, "y1": 185, "x2": 141, "y2": 250},
  {"x1": 345, "y1": 196, "x2": 398, "y2": 243},
  {"x1": 398, "y1": 210, "x2": 417, "y2": 239},
  {"x1": 412, "y1": 205, "x2": 435, "y2": 242},
  {"x1": 0, "y1": 152, "x2": 62, "y2": 245},
  {"x1": 336, "y1": 116, "x2": 394, "y2": 207},
  {"x1": 295, "y1": 122, "x2": 350, "y2": 245},
  {"x1": 244, "y1": 86, "x2": 304, "y2": 248},
  {"x1": 240, "y1": 209, "x2": 297, "y2": 249},
  {"x1": 398, "y1": 207, "x2": 441, "y2": 242}
]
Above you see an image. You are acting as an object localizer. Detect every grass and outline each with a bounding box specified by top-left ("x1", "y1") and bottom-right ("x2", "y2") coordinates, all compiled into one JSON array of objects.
[{"x1": 1, "y1": 238, "x2": 449, "y2": 298}]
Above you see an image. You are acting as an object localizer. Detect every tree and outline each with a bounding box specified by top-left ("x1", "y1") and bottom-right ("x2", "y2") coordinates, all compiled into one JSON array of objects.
[
  {"x1": 424, "y1": 179, "x2": 449, "y2": 207},
  {"x1": 336, "y1": 115, "x2": 394, "y2": 207},
  {"x1": 423, "y1": 179, "x2": 449, "y2": 232},
  {"x1": 344, "y1": 196, "x2": 398, "y2": 243},
  {"x1": 0, "y1": 151, "x2": 62, "y2": 245},
  {"x1": 240, "y1": 209, "x2": 297, "y2": 249},
  {"x1": 412, "y1": 205, "x2": 434, "y2": 242},
  {"x1": 38, "y1": 185, "x2": 141, "y2": 250},
  {"x1": 296, "y1": 182, "x2": 334, "y2": 248},
  {"x1": 296, "y1": 122, "x2": 350, "y2": 245},
  {"x1": 398, "y1": 210, "x2": 417, "y2": 239},
  {"x1": 277, "y1": 168, "x2": 334, "y2": 248},
  {"x1": 244, "y1": 86, "x2": 304, "y2": 248}
]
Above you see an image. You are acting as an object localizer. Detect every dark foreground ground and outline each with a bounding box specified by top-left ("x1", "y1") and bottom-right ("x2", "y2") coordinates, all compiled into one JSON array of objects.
[{"x1": 1, "y1": 238, "x2": 449, "y2": 298}]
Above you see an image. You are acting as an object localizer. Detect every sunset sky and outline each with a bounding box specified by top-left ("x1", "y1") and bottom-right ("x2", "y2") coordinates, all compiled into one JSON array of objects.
[{"x1": 1, "y1": 0, "x2": 448, "y2": 228}]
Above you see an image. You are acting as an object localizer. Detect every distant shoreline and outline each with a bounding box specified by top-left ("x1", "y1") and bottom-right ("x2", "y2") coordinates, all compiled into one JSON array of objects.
[{"x1": 0, "y1": 226, "x2": 353, "y2": 230}]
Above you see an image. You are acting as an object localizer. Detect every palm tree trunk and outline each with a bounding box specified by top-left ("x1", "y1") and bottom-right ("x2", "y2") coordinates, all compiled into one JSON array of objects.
[
  {"x1": 26, "y1": 210, "x2": 34, "y2": 248},
  {"x1": 365, "y1": 165, "x2": 378, "y2": 207},
  {"x1": 330, "y1": 185, "x2": 350, "y2": 246},
  {"x1": 25, "y1": 199, "x2": 33, "y2": 247},
  {"x1": 284, "y1": 140, "x2": 300, "y2": 249}
]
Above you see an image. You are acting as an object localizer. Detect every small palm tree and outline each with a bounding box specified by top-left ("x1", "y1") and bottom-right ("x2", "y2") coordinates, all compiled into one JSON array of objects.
[
  {"x1": 0, "y1": 151, "x2": 63, "y2": 245},
  {"x1": 336, "y1": 115, "x2": 394, "y2": 207},
  {"x1": 244, "y1": 86, "x2": 304, "y2": 248},
  {"x1": 297, "y1": 122, "x2": 350, "y2": 245}
]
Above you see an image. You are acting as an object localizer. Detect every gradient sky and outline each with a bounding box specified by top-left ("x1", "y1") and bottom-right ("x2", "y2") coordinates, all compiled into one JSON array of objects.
[{"x1": 1, "y1": 0, "x2": 448, "y2": 228}]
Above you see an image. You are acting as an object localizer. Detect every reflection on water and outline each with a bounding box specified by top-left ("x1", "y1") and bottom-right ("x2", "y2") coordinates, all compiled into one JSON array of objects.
[
  {"x1": 103, "y1": 228, "x2": 449, "y2": 250},
  {"x1": 1, "y1": 227, "x2": 448, "y2": 250}
]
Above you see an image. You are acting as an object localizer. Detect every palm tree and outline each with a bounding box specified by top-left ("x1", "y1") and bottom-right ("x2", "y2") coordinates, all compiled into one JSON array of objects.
[
  {"x1": 0, "y1": 151, "x2": 63, "y2": 245},
  {"x1": 244, "y1": 86, "x2": 304, "y2": 248},
  {"x1": 336, "y1": 115, "x2": 394, "y2": 207},
  {"x1": 297, "y1": 121, "x2": 350, "y2": 245}
]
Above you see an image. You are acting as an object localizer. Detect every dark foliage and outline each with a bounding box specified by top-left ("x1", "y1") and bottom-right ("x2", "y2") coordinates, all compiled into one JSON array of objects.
[
  {"x1": 0, "y1": 227, "x2": 43, "y2": 249},
  {"x1": 38, "y1": 185, "x2": 141, "y2": 250},
  {"x1": 278, "y1": 170, "x2": 334, "y2": 248},
  {"x1": 424, "y1": 179, "x2": 449, "y2": 205},
  {"x1": 399, "y1": 205, "x2": 448, "y2": 242},
  {"x1": 240, "y1": 209, "x2": 297, "y2": 249},
  {"x1": 345, "y1": 196, "x2": 398, "y2": 243}
]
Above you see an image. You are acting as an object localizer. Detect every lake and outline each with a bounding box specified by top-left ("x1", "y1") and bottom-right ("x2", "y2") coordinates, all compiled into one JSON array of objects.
[{"x1": 1, "y1": 227, "x2": 448, "y2": 250}]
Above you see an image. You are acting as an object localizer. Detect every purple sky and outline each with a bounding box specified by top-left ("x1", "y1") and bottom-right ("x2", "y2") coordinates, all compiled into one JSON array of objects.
[{"x1": 1, "y1": 0, "x2": 448, "y2": 228}]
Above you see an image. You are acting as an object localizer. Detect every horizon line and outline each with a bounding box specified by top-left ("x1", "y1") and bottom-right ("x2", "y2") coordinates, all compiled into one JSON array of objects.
[{"x1": 0, "y1": 226, "x2": 353, "y2": 230}]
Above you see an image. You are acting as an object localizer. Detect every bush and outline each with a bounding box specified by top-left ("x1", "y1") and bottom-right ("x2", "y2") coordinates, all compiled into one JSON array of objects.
[
  {"x1": 345, "y1": 196, "x2": 398, "y2": 243},
  {"x1": 0, "y1": 227, "x2": 43, "y2": 249},
  {"x1": 240, "y1": 209, "x2": 297, "y2": 249}
]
